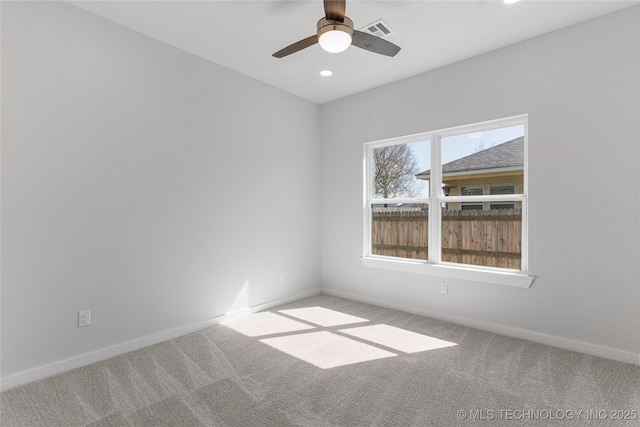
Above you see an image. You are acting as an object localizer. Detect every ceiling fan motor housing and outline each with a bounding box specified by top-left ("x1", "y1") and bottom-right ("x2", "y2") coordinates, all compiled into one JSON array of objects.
[
  {"x1": 317, "y1": 16, "x2": 354, "y2": 37},
  {"x1": 316, "y1": 16, "x2": 353, "y2": 53}
]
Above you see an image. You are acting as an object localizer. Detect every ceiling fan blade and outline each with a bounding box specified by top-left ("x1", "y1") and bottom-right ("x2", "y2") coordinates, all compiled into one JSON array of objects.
[
  {"x1": 352, "y1": 30, "x2": 401, "y2": 57},
  {"x1": 324, "y1": 0, "x2": 346, "y2": 21},
  {"x1": 273, "y1": 35, "x2": 318, "y2": 58}
]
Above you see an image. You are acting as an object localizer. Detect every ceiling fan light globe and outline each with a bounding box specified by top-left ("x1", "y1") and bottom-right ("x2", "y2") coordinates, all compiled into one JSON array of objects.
[{"x1": 319, "y1": 30, "x2": 352, "y2": 53}]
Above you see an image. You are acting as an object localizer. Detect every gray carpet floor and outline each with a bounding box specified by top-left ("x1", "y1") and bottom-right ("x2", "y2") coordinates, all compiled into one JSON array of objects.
[{"x1": 1, "y1": 294, "x2": 639, "y2": 426}]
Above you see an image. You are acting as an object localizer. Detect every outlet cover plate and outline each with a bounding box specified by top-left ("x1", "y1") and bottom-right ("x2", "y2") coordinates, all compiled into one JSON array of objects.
[{"x1": 78, "y1": 310, "x2": 91, "y2": 327}]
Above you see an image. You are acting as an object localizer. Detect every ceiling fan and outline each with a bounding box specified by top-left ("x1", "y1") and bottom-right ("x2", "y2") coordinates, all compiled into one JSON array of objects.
[{"x1": 273, "y1": 0, "x2": 401, "y2": 58}]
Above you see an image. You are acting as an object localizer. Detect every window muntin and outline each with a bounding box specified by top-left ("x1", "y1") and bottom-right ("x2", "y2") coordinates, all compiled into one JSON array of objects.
[{"x1": 364, "y1": 115, "x2": 528, "y2": 274}]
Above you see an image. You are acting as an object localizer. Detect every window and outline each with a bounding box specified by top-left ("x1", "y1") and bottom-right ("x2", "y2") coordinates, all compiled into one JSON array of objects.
[
  {"x1": 460, "y1": 184, "x2": 517, "y2": 210},
  {"x1": 460, "y1": 185, "x2": 483, "y2": 210},
  {"x1": 363, "y1": 115, "x2": 532, "y2": 287},
  {"x1": 489, "y1": 184, "x2": 516, "y2": 210}
]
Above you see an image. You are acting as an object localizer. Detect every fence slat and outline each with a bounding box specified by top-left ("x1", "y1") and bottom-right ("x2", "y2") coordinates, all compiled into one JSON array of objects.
[{"x1": 372, "y1": 209, "x2": 521, "y2": 269}]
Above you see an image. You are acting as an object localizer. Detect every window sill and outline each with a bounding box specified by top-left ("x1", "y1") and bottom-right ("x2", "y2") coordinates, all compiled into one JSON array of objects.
[{"x1": 361, "y1": 256, "x2": 534, "y2": 288}]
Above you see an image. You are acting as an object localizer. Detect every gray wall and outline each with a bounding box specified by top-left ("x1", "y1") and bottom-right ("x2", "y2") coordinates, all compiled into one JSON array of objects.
[
  {"x1": 320, "y1": 7, "x2": 640, "y2": 361},
  {"x1": 1, "y1": 1, "x2": 320, "y2": 377}
]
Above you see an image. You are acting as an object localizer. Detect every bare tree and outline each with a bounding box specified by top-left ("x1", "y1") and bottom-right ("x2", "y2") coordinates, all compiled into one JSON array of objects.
[
  {"x1": 474, "y1": 141, "x2": 486, "y2": 153},
  {"x1": 373, "y1": 144, "x2": 422, "y2": 199}
]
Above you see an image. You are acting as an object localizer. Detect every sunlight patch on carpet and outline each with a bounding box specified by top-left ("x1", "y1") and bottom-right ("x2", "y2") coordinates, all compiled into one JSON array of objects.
[
  {"x1": 278, "y1": 306, "x2": 369, "y2": 327},
  {"x1": 260, "y1": 331, "x2": 396, "y2": 369},
  {"x1": 224, "y1": 312, "x2": 315, "y2": 337},
  {"x1": 339, "y1": 324, "x2": 458, "y2": 353}
]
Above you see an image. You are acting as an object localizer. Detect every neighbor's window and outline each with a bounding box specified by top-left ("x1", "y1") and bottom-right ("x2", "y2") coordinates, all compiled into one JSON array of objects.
[
  {"x1": 460, "y1": 183, "x2": 517, "y2": 210},
  {"x1": 364, "y1": 115, "x2": 528, "y2": 274}
]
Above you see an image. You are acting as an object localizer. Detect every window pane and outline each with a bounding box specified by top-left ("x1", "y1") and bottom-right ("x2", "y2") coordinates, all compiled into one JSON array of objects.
[
  {"x1": 372, "y1": 140, "x2": 430, "y2": 199},
  {"x1": 371, "y1": 204, "x2": 428, "y2": 260},
  {"x1": 490, "y1": 184, "x2": 515, "y2": 195},
  {"x1": 440, "y1": 125, "x2": 524, "y2": 204},
  {"x1": 461, "y1": 186, "x2": 483, "y2": 196},
  {"x1": 441, "y1": 208, "x2": 521, "y2": 270}
]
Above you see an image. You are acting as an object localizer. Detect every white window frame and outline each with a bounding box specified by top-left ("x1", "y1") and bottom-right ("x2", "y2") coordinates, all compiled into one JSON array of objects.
[{"x1": 362, "y1": 115, "x2": 534, "y2": 288}]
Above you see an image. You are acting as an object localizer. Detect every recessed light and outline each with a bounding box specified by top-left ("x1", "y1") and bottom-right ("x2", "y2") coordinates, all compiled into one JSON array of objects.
[
  {"x1": 504, "y1": 0, "x2": 520, "y2": 4},
  {"x1": 320, "y1": 70, "x2": 333, "y2": 77}
]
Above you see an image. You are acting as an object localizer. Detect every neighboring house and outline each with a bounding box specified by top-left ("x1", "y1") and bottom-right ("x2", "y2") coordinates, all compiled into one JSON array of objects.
[{"x1": 415, "y1": 137, "x2": 524, "y2": 210}]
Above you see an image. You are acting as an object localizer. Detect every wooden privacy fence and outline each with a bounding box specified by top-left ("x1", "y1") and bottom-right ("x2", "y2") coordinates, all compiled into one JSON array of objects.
[{"x1": 372, "y1": 208, "x2": 522, "y2": 269}]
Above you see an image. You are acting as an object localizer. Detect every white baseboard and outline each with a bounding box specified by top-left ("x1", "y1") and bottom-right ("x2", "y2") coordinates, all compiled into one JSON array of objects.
[
  {"x1": 220, "y1": 307, "x2": 253, "y2": 324},
  {"x1": 0, "y1": 287, "x2": 322, "y2": 392},
  {"x1": 321, "y1": 287, "x2": 640, "y2": 367},
  {"x1": 0, "y1": 315, "x2": 225, "y2": 392},
  {"x1": 251, "y1": 288, "x2": 321, "y2": 313}
]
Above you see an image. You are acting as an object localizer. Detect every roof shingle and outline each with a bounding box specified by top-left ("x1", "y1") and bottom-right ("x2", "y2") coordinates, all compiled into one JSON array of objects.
[{"x1": 416, "y1": 136, "x2": 524, "y2": 179}]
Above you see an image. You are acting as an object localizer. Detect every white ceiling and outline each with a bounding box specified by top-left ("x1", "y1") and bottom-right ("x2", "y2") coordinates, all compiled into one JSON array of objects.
[{"x1": 68, "y1": 0, "x2": 639, "y2": 104}]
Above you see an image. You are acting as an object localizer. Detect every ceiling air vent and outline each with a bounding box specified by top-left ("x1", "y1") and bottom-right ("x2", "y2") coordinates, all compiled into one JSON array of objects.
[{"x1": 359, "y1": 19, "x2": 395, "y2": 38}]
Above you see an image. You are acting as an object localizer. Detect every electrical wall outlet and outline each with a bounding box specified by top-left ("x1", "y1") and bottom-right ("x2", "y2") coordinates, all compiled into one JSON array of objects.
[
  {"x1": 78, "y1": 310, "x2": 91, "y2": 327},
  {"x1": 279, "y1": 271, "x2": 285, "y2": 282},
  {"x1": 440, "y1": 282, "x2": 448, "y2": 294}
]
